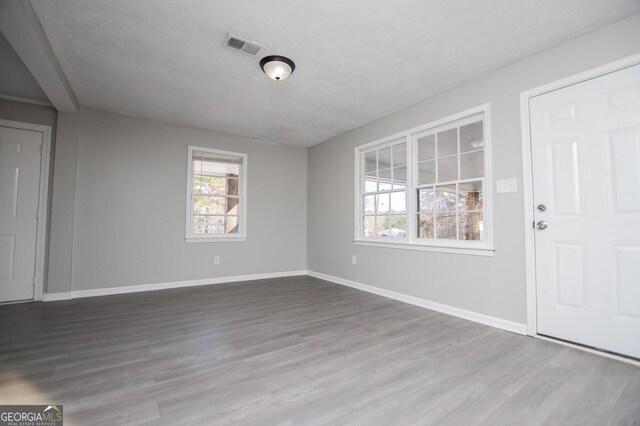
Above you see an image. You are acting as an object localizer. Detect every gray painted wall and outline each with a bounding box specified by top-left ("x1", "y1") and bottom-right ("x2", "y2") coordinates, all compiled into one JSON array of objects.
[
  {"x1": 307, "y1": 14, "x2": 640, "y2": 324},
  {"x1": 0, "y1": 32, "x2": 49, "y2": 103},
  {"x1": 48, "y1": 108, "x2": 307, "y2": 293},
  {"x1": 47, "y1": 111, "x2": 78, "y2": 293}
]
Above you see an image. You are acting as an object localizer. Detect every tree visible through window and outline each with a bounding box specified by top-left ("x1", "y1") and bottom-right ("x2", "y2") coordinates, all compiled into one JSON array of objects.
[
  {"x1": 362, "y1": 141, "x2": 407, "y2": 238},
  {"x1": 415, "y1": 119, "x2": 485, "y2": 241},
  {"x1": 186, "y1": 147, "x2": 247, "y2": 240},
  {"x1": 355, "y1": 106, "x2": 492, "y2": 252}
]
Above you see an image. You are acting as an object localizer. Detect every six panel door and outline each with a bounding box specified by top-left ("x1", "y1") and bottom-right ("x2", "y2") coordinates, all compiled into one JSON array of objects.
[
  {"x1": 0, "y1": 125, "x2": 43, "y2": 302},
  {"x1": 530, "y1": 64, "x2": 640, "y2": 359}
]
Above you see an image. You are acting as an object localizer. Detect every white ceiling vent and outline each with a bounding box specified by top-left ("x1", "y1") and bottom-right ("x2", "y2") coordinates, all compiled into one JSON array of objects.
[{"x1": 223, "y1": 34, "x2": 264, "y2": 57}]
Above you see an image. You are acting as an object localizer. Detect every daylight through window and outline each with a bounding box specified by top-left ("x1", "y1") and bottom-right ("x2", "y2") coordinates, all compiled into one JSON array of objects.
[
  {"x1": 186, "y1": 147, "x2": 247, "y2": 241},
  {"x1": 355, "y1": 106, "x2": 492, "y2": 253}
]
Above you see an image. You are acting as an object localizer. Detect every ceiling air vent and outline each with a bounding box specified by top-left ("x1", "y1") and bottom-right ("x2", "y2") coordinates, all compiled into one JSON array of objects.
[{"x1": 223, "y1": 33, "x2": 264, "y2": 57}]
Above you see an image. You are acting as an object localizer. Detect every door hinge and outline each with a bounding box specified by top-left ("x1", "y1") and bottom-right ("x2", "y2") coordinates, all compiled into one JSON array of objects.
[
  {"x1": 40, "y1": 143, "x2": 44, "y2": 155},
  {"x1": 36, "y1": 208, "x2": 39, "y2": 220}
]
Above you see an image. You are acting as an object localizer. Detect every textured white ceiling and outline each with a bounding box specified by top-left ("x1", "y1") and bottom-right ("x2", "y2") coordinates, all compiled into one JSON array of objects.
[
  {"x1": 0, "y1": 31, "x2": 49, "y2": 103},
  {"x1": 31, "y1": 0, "x2": 640, "y2": 147}
]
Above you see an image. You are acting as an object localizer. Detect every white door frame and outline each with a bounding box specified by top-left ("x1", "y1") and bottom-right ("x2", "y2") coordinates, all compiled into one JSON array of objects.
[
  {"x1": 0, "y1": 118, "x2": 52, "y2": 302},
  {"x1": 520, "y1": 53, "x2": 640, "y2": 338}
]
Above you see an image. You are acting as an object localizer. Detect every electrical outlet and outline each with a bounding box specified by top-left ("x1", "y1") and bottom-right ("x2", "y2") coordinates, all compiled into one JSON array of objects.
[
  {"x1": 496, "y1": 178, "x2": 518, "y2": 193},
  {"x1": 214, "y1": 256, "x2": 220, "y2": 265},
  {"x1": 352, "y1": 255, "x2": 357, "y2": 265}
]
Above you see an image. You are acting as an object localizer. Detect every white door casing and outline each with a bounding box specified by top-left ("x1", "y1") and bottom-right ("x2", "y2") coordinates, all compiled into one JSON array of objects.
[
  {"x1": 528, "y1": 63, "x2": 640, "y2": 359},
  {"x1": 0, "y1": 120, "x2": 51, "y2": 303}
]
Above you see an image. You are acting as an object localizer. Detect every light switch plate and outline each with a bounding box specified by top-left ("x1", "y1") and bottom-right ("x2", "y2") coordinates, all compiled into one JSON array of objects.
[{"x1": 496, "y1": 178, "x2": 518, "y2": 193}]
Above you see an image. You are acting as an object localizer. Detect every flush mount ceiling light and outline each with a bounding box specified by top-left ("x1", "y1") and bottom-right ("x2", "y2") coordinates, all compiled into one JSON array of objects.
[
  {"x1": 260, "y1": 55, "x2": 295, "y2": 81},
  {"x1": 469, "y1": 139, "x2": 484, "y2": 149}
]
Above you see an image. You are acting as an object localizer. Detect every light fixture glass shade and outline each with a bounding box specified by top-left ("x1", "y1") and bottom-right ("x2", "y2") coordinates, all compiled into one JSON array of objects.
[{"x1": 260, "y1": 55, "x2": 295, "y2": 81}]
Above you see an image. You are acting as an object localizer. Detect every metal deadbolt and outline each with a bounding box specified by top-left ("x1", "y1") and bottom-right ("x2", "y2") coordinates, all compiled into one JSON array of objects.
[{"x1": 537, "y1": 204, "x2": 546, "y2": 212}]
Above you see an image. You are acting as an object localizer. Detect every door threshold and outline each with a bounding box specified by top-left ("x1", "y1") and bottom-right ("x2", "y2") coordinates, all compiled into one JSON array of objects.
[{"x1": 535, "y1": 334, "x2": 640, "y2": 367}]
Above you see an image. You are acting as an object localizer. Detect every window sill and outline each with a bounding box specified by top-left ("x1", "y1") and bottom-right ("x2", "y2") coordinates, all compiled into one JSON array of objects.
[
  {"x1": 353, "y1": 239, "x2": 494, "y2": 256},
  {"x1": 186, "y1": 236, "x2": 247, "y2": 243}
]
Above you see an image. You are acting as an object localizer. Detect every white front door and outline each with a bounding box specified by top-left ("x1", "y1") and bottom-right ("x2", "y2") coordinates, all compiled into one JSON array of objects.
[
  {"x1": 530, "y1": 64, "x2": 640, "y2": 359},
  {"x1": 0, "y1": 125, "x2": 44, "y2": 302}
]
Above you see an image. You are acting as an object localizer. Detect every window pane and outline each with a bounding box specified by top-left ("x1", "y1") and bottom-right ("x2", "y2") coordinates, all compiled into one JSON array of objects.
[
  {"x1": 418, "y1": 134, "x2": 435, "y2": 161},
  {"x1": 435, "y1": 185, "x2": 457, "y2": 212},
  {"x1": 460, "y1": 121, "x2": 483, "y2": 153},
  {"x1": 194, "y1": 175, "x2": 225, "y2": 194},
  {"x1": 193, "y1": 225, "x2": 223, "y2": 234},
  {"x1": 193, "y1": 195, "x2": 226, "y2": 214},
  {"x1": 364, "y1": 151, "x2": 377, "y2": 174},
  {"x1": 364, "y1": 195, "x2": 376, "y2": 214},
  {"x1": 460, "y1": 151, "x2": 484, "y2": 180},
  {"x1": 193, "y1": 215, "x2": 224, "y2": 234},
  {"x1": 192, "y1": 159, "x2": 239, "y2": 177},
  {"x1": 390, "y1": 191, "x2": 406, "y2": 214},
  {"x1": 459, "y1": 212, "x2": 483, "y2": 241},
  {"x1": 418, "y1": 213, "x2": 434, "y2": 238},
  {"x1": 435, "y1": 212, "x2": 457, "y2": 239},
  {"x1": 365, "y1": 175, "x2": 378, "y2": 192},
  {"x1": 377, "y1": 193, "x2": 390, "y2": 214},
  {"x1": 393, "y1": 143, "x2": 407, "y2": 167},
  {"x1": 438, "y1": 156, "x2": 458, "y2": 182},
  {"x1": 227, "y1": 177, "x2": 239, "y2": 196},
  {"x1": 379, "y1": 168, "x2": 392, "y2": 190},
  {"x1": 393, "y1": 166, "x2": 407, "y2": 189},
  {"x1": 458, "y1": 181, "x2": 483, "y2": 211},
  {"x1": 381, "y1": 215, "x2": 406, "y2": 238},
  {"x1": 418, "y1": 187, "x2": 435, "y2": 213},
  {"x1": 226, "y1": 198, "x2": 239, "y2": 215},
  {"x1": 363, "y1": 216, "x2": 376, "y2": 237},
  {"x1": 378, "y1": 147, "x2": 392, "y2": 169},
  {"x1": 437, "y1": 128, "x2": 457, "y2": 157},
  {"x1": 418, "y1": 161, "x2": 436, "y2": 185},
  {"x1": 225, "y1": 215, "x2": 239, "y2": 234},
  {"x1": 374, "y1": 215, "x2": 388, "y2": 237}
]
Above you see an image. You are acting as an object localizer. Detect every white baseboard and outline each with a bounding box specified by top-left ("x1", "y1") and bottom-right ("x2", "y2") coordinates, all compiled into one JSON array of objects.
[
  {"x1": 42, "y1": 292, "x2": 72, "y2": 301},
  {"x1": 43, "y1": 270, "x2": 307, "y2": 301},
  {"x1": 42, "y1": 269, "x2": 527, "y2": 336},
  {"x1": 307, "y1": 270, "x2": 527, "y2": 335}
]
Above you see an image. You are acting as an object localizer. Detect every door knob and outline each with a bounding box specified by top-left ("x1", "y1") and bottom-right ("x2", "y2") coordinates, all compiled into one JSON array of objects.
[{"x1": 536, "y1": 221, "x2": 548, "y2": 230}]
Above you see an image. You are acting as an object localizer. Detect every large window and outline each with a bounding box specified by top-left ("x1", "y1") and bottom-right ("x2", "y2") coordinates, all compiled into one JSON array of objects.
[
  {"x1": 186, "y1": 146, "x2": 247, "y2": 242},
  {"x1": 355, "y1": 105, "x2": 492, "y2": 255}
]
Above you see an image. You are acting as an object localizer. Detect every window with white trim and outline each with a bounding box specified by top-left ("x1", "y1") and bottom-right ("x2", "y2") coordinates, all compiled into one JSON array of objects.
[
  {"x1": 186, "y1": 146, "x2": 247, "y2": 241},
  {"x1": 355, "y1": 105, "x2": 492, "y2": 254}
]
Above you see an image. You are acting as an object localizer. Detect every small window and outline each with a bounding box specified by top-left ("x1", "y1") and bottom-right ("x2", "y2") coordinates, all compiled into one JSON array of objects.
[
  {"x1": 186, "y1": 146, "x2": 247, "y2": 241},
  {"x1": 355, "y1": 105, "x2": 492, "y2": 255}
]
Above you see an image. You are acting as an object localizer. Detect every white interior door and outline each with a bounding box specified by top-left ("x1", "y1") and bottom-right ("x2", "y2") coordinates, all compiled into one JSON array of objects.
[
  {"x1": 0, "y1": 125, "x2": 44, "y2": 302},
  {"x1": 530, "y1": 64, "x2": 640, "y2": 359}
]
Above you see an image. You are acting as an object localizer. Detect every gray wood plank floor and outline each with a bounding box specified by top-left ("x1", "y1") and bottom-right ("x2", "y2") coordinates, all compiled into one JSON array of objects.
[{"x1": 1, "y1": 276, "x2": 639, "y2": 425}]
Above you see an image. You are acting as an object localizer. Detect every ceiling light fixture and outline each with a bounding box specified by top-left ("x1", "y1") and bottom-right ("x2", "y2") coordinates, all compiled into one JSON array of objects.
[
  {"x1": 260, "y1": 55, "x2": 295, "y2": 81},
  {"x1": 469, "y1": 139, "x2": 484, "y2": 149}
]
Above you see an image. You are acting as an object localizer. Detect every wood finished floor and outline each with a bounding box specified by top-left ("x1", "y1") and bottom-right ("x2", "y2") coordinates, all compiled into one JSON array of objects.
[{"x1": 1, "y1": 276, "x2": 639, "y2": 425}]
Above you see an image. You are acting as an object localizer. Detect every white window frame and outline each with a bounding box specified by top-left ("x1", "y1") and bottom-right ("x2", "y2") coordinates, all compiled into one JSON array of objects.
[
  {"x1": 354, "y1": 104, "x2": 494, "y2": 256},
  {"x1": 185, "y1": 145, "x2": 248, "y2": 242}
]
